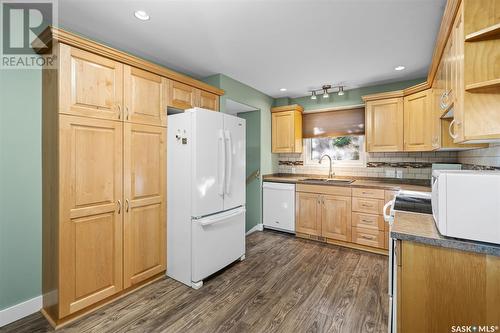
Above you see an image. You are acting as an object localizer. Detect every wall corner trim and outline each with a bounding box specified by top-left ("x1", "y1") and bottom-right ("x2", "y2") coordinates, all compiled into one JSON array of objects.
[
  {"x1": 0, "y1": 295, "x2": 42, "y2": 327},
  {"x1": 246, "y1": 223, "x2": 264, "y2": 235}
]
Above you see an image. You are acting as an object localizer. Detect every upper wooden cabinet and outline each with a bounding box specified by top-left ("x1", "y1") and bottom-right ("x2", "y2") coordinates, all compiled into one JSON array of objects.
[
  {"x1": 365, "y1": 96, "x2": 404, "y2": 152},
  {"x1": 168, "y1": 80, "x2": 196, "y2": 110},
  {"x1": 439, "y1": 0, "x2": 500, "y2": 143},
  {"x1": 271, "y1": 104, "x2": 303, "y2": 153},
  {"x1": 404, "y1": 89, "x2": 434, "y2": 151},
  {"x1": 59, "y1": 44, "x2": 123, "y2": 121},
  {"x1": 197, "y1": 90, "x2": 219, "y2": 111},
  {"x1": 124, "y1": 66, "x2": 167, "y2": 127}
]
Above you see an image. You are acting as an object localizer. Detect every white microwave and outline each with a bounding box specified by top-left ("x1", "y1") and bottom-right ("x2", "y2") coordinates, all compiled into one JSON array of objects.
[{"x1": 432, "y1": 170, "x2": 500, "y2": 244}]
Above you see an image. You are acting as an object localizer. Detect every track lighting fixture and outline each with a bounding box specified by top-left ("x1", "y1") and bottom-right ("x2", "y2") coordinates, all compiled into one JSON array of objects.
[{"x1": 309, "y1": 84, "x2": 346, "y2": 100}]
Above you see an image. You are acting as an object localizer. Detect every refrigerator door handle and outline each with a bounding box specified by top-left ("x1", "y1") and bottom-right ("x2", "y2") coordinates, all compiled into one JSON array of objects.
[
  {"x1": 198, "y1": 207, "x2": 246, "y2": 226},
  {"x1": 218, "y1": 129, "x2": 226, "y2": 196},
  {"x1": 224, "y1": 130, "x2": 232, "y2": 195}
]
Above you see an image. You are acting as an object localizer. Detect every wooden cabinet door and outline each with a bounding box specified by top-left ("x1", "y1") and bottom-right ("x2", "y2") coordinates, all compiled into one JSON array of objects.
[
  {"x1": 168, "y1": 80, "x2": 195, "y2": 109},
  {"x1": 123, "y1": 66, "x2": 166, "y2": 127},
  {"x1": 197, "y1": 90, "x2": 219, "y2": 111},
  {"x1": 365, "y1": 98, "x2": 404, "y2": 152},
  {"x1": 59, "y1": 115, "x2": 123, "y2": 317},
  {"x1": 404, "y1": 90, "x2": 434, "y2": 151},
  {"x1": 272, "y1": 111, "x2": 294, "y2": 153},
  {"x1": 296, "y1": 192, "x2": 321, "y2": 236},
  {"x1": 321, "y1": 195, "x2": 351, "y2": 242},
  {"x1": 59, "y1": 44, "x2": 123, "y2": 120},
  {"x1": 123, "y1": 123, "x2": 166, "y2": 288}
]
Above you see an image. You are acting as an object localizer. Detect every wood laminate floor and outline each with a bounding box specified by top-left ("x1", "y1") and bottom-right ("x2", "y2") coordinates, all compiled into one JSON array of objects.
[{"x1": 2, "y1": 230, "x2": 389, "y2": 333}]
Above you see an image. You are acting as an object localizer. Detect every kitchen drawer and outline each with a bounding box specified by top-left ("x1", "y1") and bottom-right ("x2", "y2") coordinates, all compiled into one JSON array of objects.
[
  {"x1": 352, "y1": 227, "x2": 385, "y2": 249},
  {"x1": 296, "y1": 184, "x2": 351, "y2": 197},
  {"x1": 352, "y1": 187, "x2": 384, "y2": 200},
  {"x1": 352, "y1": 212, "x2": 384, "y2": 231},
  {"x1": 352, "y1": 197, "x2": 383, "y2": 215}
]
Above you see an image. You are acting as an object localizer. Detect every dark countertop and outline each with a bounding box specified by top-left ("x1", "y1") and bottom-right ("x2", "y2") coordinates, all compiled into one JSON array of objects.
[
  {"x1": 391, "y1": 211, "x2": 500, "y2": 256},
  {"x1": 263, "y1": 173, "x2": 431, "y2": 192}
]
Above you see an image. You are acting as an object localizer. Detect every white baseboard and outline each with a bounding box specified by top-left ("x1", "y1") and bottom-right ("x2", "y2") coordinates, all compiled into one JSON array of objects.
[
  {"x1": 246, "y1": 223, "x2": 263, "y2": 235},
  {"x1": 0, "y1": 295, "x2": 42, "y2": 327}
]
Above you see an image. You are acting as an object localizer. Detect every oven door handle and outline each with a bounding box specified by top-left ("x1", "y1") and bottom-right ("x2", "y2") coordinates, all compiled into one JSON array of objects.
[{"x1": 383, "y1": 199, "x2": 394, "y2": 223}]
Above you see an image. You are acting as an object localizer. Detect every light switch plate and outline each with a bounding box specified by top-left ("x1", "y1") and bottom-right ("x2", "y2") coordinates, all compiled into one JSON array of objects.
[{"x1": 396, "y1": 170, "x2": 403, "y2": 178}]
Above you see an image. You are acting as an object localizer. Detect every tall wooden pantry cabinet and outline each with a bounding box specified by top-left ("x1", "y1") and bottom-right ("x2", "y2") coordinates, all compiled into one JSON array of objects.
[{"x1": 40, "y1": 27, "x2": 223, "y2": 327}]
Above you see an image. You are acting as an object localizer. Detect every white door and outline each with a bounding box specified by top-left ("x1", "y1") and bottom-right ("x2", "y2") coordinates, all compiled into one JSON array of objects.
[
  {"x1": 191, "y1": 207, "x2": 246, "y2": 282},
  {"x1": 191, "y1": 109, "x2": 225, "y2": 217},
  {"x1": 223, "y1": 114, "x2": 246, "y2": 211}
]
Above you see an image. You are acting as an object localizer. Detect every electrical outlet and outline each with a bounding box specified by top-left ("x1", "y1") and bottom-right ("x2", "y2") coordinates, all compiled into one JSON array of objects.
[
  {"x1": 385, "y1": 169, "x2": 396, "y2": 178},
  {"x1": 396, "y1": 170, "x2": 403, "y2": 178}
]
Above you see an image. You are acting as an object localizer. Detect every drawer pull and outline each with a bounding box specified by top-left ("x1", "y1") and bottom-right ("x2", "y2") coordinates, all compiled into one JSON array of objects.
[
  {"x1": 361, "y1": 203, "x2": 373, "y2": 208},
  {"x1": 361, "y1": 235, "x2": 375, "y2": 240},
  {"x1": 361, "y1": 219, "x2": 373, "y2": 223}
]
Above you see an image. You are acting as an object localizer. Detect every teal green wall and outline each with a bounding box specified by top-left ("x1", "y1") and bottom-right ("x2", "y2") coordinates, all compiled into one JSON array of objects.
[
  {"x1": 0, "y1": 69, "x2": 42, "y2": 310},
  {"x1": 237, "y1": 111, "x2": 261, "y2": 231},
  {"x1": 287, "y1": 78, "x2": 425, "y2": 111},
  {"x1": 202, "y1": 74, "x2": 276, "y2": 231}
]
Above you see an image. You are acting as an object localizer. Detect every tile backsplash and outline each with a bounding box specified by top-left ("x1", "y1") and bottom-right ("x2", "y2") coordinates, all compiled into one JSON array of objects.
[
  {"x1": 458, "y1": 144, "x2": 500, "y2": 169},
  {"x1": 276, "y1": 151, "x2": 459, "y2": 180}
]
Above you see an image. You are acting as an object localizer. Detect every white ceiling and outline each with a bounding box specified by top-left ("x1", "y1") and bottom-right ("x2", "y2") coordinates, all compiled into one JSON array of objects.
[{"x1": 59, "y1": 0, "x2": 446, "y2": 98}]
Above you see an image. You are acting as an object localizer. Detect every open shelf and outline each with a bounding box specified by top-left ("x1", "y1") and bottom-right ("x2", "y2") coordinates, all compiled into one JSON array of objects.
[
  {"x1": 465, "y1": 79, "x2": 500, "y2": 92},
  {"x1": 465, "y1": 23, "x2": 500, "y2": 42}
]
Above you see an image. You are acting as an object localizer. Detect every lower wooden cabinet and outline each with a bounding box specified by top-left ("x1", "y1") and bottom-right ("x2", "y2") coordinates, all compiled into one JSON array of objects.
[
  {"x1": 296, "y1": 192, "x2": 321, "y2": 236},
  {"x1": 321, "y1": 195, "x2": 351, "y2": 242},
  {"x1": 58, "y1": 115, "x2": 124, "y2": 317},
  {"x1": 295, "y1": 185, "x2": 352, "y2": 243},
  {"x1": 123, "y1": 124, "x2": 166, "y2": 288},
  {"x1": 44, "y1": 115, "x2": 167, "y2": 324},
  {"x1": 397, "y1": 240, "x2": 500, "y2": 333},
  {"x1": 295, "y1": 185, "x2": 391, "y2": 253},
  {"x1": 351, "y1": 227, "x2": 385, "y2": 249}
]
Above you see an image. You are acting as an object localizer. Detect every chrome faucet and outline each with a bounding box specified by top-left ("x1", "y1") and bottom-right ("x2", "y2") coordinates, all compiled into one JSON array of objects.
[{"x1": 319, "y1": 154, "x2": 334, "y2": 179}]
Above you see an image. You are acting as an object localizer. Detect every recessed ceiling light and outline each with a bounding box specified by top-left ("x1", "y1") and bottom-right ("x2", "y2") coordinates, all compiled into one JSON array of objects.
[
  {"x1": 395, "y1": 65, "x2": 405, "y2": 71},
  {"x1": 134, "y1": 10, "x2": 150, "y2": 21},
  {"x1": 279, "y1": 88, "x2": 287, "y2": 92}
]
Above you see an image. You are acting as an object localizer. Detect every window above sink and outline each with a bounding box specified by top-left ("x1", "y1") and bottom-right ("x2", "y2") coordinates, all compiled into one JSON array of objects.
[{"x1": 304, "y1": 135, "x2": 366, "y2": 167}]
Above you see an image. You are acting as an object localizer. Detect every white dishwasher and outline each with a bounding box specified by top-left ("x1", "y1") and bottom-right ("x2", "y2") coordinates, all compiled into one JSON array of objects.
[{"x1": 263, "y1": 182, "x2": 295, "y2": 233}]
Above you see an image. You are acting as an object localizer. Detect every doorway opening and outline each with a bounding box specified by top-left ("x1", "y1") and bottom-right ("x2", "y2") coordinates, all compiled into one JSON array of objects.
[{"x1": 225, "y1": 99, "x2": 261, "y2": 232}]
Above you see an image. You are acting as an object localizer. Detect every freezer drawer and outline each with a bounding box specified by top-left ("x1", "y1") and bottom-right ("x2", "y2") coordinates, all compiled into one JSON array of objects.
[
  {"x1": 191, "y1": 207, "x2": 245, "y2": 282},
  {"x1": 263, "y1": 182, "x2": 295, "y2": 233}
]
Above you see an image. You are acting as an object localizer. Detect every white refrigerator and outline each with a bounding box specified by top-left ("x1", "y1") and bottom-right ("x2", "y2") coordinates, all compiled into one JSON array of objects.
[{"x1": 167, "y1": 108, "x2": 246, "y2": 289}]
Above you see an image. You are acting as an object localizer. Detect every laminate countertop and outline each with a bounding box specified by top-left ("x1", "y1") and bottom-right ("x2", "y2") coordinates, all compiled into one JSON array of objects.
[
  {"x1": 263, "y1": 173, "x2": 431, "y2": 192},
  {"x1": 391, "y1": 211, "x2": 500, "y2": 256}
]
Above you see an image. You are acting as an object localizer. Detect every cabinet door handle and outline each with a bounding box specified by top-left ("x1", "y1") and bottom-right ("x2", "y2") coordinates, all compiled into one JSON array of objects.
[
  {"x1": 126, "y1": 107, "x2": 129, "y2": 120},
  {"x1": 117, "y1": 105, "x2": 121, "y2": 119},
  {"x1": 125, "y1": 199, "x2": 130, "y2": 212},
  {"x1": 117, "y1": 200, "x2": 121, "y2": 214},
  {"x1": 449, "y1": 119, "x2": 458, "y2": 139}
]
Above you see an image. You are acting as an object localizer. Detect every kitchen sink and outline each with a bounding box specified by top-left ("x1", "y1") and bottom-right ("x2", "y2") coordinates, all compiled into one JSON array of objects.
[{"x1": 301, "y1": 178, "x2": 354, "y2": 185}]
